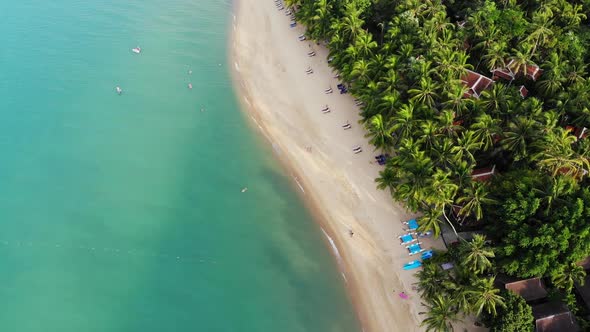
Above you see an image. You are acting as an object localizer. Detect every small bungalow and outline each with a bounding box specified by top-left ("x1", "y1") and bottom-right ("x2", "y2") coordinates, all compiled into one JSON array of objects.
[
  {"x1": 519, "y1": 85, "x2": 529, "y2": 98},
  {"x1": 574, "y1": 274, "x2": 590, "y2": 313},
  {"x1": 532, "y1": 302, "x2": 580, "y2": 332},
  {"x1": 491, "y1": 59, "x2": 544, "y2": 82},
  {"x1": 471, "y1": 165, "x2": 496, "y2": 182},
  {"x1": 496, "y1": 275, "x2": 548, "y2": 302},
  {"x1": 461, "y1": 70, "x2": 493, "y2": 98},
  {"x1": 565, "y1": 126, "x2": 588, "y2": 140}
]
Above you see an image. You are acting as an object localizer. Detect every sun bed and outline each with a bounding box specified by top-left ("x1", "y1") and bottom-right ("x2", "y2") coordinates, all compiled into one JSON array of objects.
[
  {"x1": 399, "y1": 233, "x2": 416, "y2": 245},
  {"x1": 421, "y1": 250, "x2": 433, "y2": 260},
  {"x1": 403, "y1": 260, "x2": 422, "y2": 270},
  {"x1": 407, "y1": 243, "x2": 424, "y2": 255},
  {"x1": 404, "y1": 218, "x2": 419, "y2": 231}
]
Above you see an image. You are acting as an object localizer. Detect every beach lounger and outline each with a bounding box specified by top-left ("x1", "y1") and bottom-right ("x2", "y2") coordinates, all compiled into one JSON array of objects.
[
  {"x1": 404, "y1": 218, "x2": 419, "y2": 231},
  {"x1": 322, "y1": 109, "x2": 330, "y2": 114},
  {"x1": 333, "y1": 73, "x2": 340, "y2": 78},
  {"x1": 342, "y1": 123, "x2": 351, "y2": 130},
  {"x1": 298, "y1": 34, "x2": 306, "y2": 41},
  {"x1": 403, "y1": 260, "x2": 422, "y2": 270},
  {"x1": 399, "y1": 233, "x2": 416, "y2": 245},
  {"x1": 354, "y1": 149, "x2": 362, "y2": 154},
  {"x1": 324, "y1": 88, "x2": 333, "y2": 94},
  {"x1": 308, "y1": 51, "x2": 316, "y2": 57},
  {"x1": 290, "y1": 22, "x2": 296, "y2": 27},
  {"x1": 421, "y1": 250, "x2": 433, "y2": 260},
  {"x1": 407, "y1": 243, "x2": 424, "y2": 255},
  {"x1": 328, "y1": 57, "x2": 334, "y2": 63},
  {"x1": 306, "y1": 69, "x2": 314, "y2": 74}
]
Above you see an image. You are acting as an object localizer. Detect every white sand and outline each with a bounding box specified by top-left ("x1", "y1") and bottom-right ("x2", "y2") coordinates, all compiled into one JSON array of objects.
[{"x1": 230, "y1": 1, "x2": 475, "y2": 331}]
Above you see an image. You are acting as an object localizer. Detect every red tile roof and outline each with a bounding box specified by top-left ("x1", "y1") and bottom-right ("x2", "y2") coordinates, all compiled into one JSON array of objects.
[
  {"x1": 461, "y1": 70, "x2": 493, "y2": 98},
  {"x1": 526, "y1": 64, "x2": 543, "y2": 81},
  {"x1": 471, "y1": 165, "x2": 496, "y2": 182},
  {"x1": 519, "y1": 85, "x2": 529, "y2": 98}
]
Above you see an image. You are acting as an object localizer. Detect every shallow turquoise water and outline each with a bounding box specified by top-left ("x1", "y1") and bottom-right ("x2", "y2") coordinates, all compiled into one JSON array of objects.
[{"x1": 0, "y1": 1, "x2": 360, "y2": 331}]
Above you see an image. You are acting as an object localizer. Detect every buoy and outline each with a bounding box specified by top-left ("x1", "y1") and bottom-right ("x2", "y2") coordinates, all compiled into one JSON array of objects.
[
  {"x1": 241, "y1": 187, "x2": 248, "y2": 193},
  {"x1": 188, "y1": 83, "x2": 193, "y2": 89}
]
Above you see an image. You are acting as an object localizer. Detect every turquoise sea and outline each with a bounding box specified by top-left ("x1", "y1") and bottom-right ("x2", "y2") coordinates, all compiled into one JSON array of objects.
[{"x1": 0, "y1": 1, "x2": 360, "y2": 331}]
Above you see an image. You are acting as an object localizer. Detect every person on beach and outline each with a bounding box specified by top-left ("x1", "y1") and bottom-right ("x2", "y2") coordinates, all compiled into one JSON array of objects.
[{"x1": 349, "y1": 229, "x2": 354, "y2": 237}]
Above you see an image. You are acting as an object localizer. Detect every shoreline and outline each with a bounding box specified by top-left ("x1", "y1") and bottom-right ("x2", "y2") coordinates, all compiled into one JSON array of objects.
[{"x1": 228, "y1": 0, "x2": 450, "y2": 331}]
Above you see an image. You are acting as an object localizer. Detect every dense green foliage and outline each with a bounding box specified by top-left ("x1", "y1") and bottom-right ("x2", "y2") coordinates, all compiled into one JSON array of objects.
[
  {"x1": 481, "y1": 291, "x2": 534, "y2": 332},
  {"x1": 286, "y1": 0, "x2": 590, "y2": 329},
  {"x1": 488, "y1": 170, "x2": 590, "y2": 277}
]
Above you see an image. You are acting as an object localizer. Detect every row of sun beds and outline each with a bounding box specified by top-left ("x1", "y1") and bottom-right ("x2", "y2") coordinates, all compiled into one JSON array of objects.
[{"x1": 399, "y1": 218, "x2": 434, "y2": 270}]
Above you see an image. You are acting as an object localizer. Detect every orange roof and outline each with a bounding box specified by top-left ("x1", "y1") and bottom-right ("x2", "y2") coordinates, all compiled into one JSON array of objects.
[
  {"x1": 526, "y1": 64, "x2": 543, "y2": 81},
  {"x1": 519, "y1": 85, "x2": 529, "y2": 98},
  {"x1": 471, "y1": 165, "x2": 496, "y2": 182},
  {"x1": 461, "y1": 70, "x2": 493, "y2": 98}
]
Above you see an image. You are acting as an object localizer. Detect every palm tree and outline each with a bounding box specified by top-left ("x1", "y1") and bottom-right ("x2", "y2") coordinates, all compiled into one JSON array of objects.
[
  {"x1": 533, "y1": 175, "x2": 576, "y2": 214},
  {"x1": 508, "y1": 47, "x2": 532, "y2": 79},
  {"x1": 418, "y1": 120, "x2": 442, "y2": 152},
  {"x1": 459, "y1": 234, "x2": 495, "y2": 274},
  {"x1": 418, "y1": 208, "x2": 444, "y2": 238},
  {"x1": 532, "y1": 127, "x2": 590, "y2": 179},
  {"x1": 364, "y1": 114, "x2": 394, "y2": 152},
  {"x1": 502, "y1": 116, "x2": 538, "y2": 161},
  {"x1": 468, "y1": 277, "x2": 505, "y2": 316},
  {"x1": 471, "y1": 113, "x2": 501, "y2": 151},
  {"x1": 432, "y1": 137, "x2": 457, "y2": 170},
  {"x1": 415, "y1": 263, "x2": 448, "y2": 300},
  {"x1": 420, "y1": 295, "x2": 461, "y2": 332},
  {"x1": 392, "y1": 151, "x2": 436, "y2": 211},
  {"x1": 456, "y1": 182, "x2": 497, "y2": 221},
  {"x1": 537, "y1": 52, "x2": 566, "y2": 98},
  {"x1": 479, "y1": 83, "x2": 509, "y2": 115},
  {"x1": 451, "y1": 130, "x2": 482, "y2": 164},
  {"x1": 390, "y1": 103, "x2": 417, "y2": 143},
  {"x1": 482, "y1": 41, "x2": 508, "y2": 72},
  {"x1": 354, "y1": 32, "x2": 378, "y2": 58},
  {"x1": 526, "y1": 12, "x2": 554, "y2": 57},
  {"x1": 436, "y1": 110, "x2": 462, "y2": 138},
  {"x1": 339, "y1": 3, "x2": 364, "y2": 43},
  {"x1": 443, "y1": 81, "x2": 471, "y2": 117},
  {"x1": 409, "y1": 76, "x2": 440, "y2": 109},
  {"x1": 551, "y1": 263, "x2": 586, "y2": 292}
]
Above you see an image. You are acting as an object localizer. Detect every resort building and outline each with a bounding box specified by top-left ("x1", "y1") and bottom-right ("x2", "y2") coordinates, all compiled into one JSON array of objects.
[
  {"x1": 532, "y1": 302, "x2": 580, "y2": 332},
  {"x1": 491, "y1": 59, "x2": 543, "y2": 82},
  {"x1": 471, "y1": 165, "x2": 496, "y2": 182},
  {"x1": 461, "y1": 70, "x2": 493, "y2": 98},
  {"x1": 496, "y1": 276, "x2": 548, "y2": 302}
]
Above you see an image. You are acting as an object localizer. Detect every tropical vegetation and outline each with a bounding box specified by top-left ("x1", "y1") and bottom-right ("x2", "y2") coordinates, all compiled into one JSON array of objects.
[{"x1": 285, "y1": 0, "x2": 590, "y2": 329}]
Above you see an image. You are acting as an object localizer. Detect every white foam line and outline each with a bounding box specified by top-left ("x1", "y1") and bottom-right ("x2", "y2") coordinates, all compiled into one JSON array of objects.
[
  {"x1": 341, "y1": 272, "x2": 348, "y2": 283},
  {"x1": 249, "y1": 116, "x2": 263, "y2": 130},
  {"x1": 293, "y1": 177, "x2": 305, "y2": 193},
  {"x1": 243, "y1": 96, "x2": 250, "y2": 105},
  {"x1": 321, "y1": 227, "x2": 343, "y2": 265},
  {"x1": 234, "y1": 62, "x2": 240, "y2": 71}
]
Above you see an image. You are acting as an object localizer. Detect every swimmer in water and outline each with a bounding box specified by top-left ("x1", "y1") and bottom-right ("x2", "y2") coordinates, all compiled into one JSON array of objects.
[{"x1": 241, "y1": 187, "x2": 248, "y2": 193}]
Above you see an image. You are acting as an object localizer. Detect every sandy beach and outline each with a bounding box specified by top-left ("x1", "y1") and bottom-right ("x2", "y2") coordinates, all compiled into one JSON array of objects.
[{"x1": 230, "y1": 1, "x2": 449, "y2": 331}]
